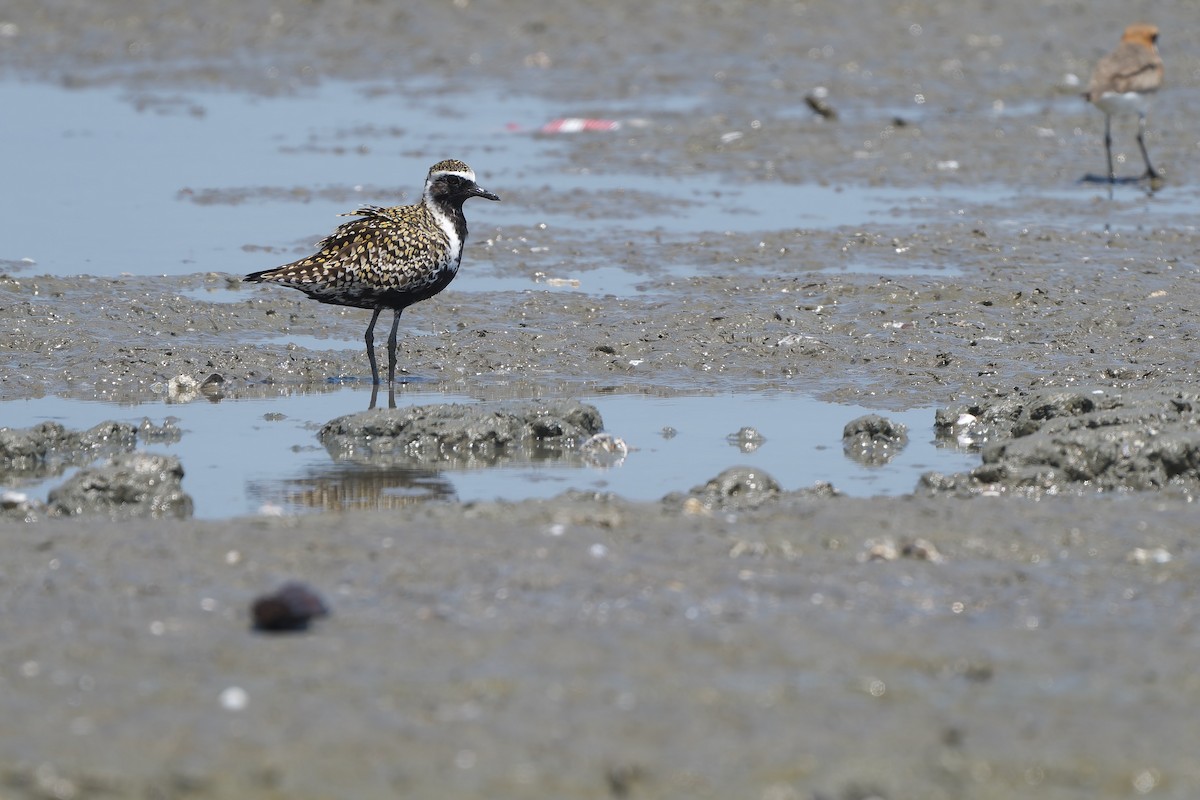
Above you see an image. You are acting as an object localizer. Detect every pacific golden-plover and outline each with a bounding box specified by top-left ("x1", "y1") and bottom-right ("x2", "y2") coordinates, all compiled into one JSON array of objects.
[
  {"x1": 245, "y1": 159, "x2": 499, "y2": 385},
  {"x1": 1084, "y1": 23, "x2": 1163, "y2": 183}
]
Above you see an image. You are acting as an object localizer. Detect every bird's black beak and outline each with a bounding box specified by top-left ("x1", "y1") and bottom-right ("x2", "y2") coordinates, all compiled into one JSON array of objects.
[{"x1": 472, "y1": 184, "x2": 500, "y2": 202}]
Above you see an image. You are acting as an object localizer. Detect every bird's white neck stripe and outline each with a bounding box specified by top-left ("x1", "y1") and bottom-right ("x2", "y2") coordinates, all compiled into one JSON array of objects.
[
  {"x1": 423, "y1": 169, "x2": 474, "y2": 268},
  {"x1": 427, "y1": 202, "x2": 463, "y2": 266}
]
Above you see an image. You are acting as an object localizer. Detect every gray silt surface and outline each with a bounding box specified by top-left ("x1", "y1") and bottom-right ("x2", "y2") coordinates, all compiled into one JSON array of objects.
[{"x1": 4, "y1": 0, "x2": 1200, "y2": 797}]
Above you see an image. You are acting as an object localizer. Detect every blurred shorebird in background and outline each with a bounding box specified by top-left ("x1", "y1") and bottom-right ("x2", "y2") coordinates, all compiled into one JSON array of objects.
[{"x1": 1084, "y1": 23, "x2": 1163, "y2": 185}]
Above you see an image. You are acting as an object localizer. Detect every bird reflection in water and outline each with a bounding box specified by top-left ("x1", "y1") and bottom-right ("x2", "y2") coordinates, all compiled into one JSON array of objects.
[{"x1": 248, "y1": 464, "x2": 456, "y2": 514}]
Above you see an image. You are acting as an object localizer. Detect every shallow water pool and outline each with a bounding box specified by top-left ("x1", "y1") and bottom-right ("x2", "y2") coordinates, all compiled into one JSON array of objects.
[
  {"x1": 5, "y1": 78, "x2": 1187, "y2": 289},
  {"x1": 0, "y1": 389, "x2": 977, "y2": 519}
]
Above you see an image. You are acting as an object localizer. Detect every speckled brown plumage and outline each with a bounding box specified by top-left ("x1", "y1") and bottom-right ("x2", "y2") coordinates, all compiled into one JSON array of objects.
[{"x1": 246, "y1": 159, "x2": 499, "y2": 385}]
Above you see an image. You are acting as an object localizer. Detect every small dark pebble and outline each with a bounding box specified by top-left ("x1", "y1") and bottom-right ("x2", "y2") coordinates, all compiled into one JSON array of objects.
[
  {"x1": 251, "y1": 582, "x2": 329, "y2": 633},
  {"x1": 804, "y1": 91, "x2": 838, "y2": 120},
  {"x1": 605, "y1": 763, "x2": 646, "y2": 798}
]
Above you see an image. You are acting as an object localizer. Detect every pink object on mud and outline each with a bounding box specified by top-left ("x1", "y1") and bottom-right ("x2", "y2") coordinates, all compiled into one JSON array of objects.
[{"x1": 539, "y1": 118, "x2": 622, "y2": 133}]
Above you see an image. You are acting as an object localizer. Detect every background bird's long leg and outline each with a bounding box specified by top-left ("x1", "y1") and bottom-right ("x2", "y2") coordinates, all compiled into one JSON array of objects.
[
  {"x1": 365, "y1": 307, "x2": 383, "y2": 385},
  {"x1": 386, "y1": 309, "x2": 403, "y2": 385},
  {"x1": 1136, "y1": 114, "x2": 1158, "y2": 179},
  {"x1": 1104, "y1": 114, "x2": 1115, "y2": 183}
]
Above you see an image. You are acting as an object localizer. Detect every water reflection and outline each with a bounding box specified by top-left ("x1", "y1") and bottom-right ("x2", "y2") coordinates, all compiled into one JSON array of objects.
[
  {"x1": 368, "y1": 383, "x2": 396, "y2": 410},
  {"x1": 248, "y1": 464, "x2": 456, "y2": 512},
  {"x1": 1078, "y1": 172, "x2": 1162, "y2": 209}
]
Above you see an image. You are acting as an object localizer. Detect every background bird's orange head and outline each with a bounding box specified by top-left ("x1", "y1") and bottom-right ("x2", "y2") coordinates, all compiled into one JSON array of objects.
[{"x1": 1121, "y1": 23, "x2": 1159, "y2": 50}]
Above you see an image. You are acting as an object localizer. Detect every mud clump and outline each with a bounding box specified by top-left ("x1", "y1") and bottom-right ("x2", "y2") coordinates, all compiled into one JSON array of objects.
[
  {"x1": 47, "y1": 453, "x2": 194, "y2": 519},
  {"x1": 842, "y1": 414, "x2": 908, "y2": 466},
  {"x1": 933, "y1": 390, "x2": 1114, "y2": 447},
  {"x1": 0, "y1": 421, "x2": 139, "y2": 478},
  {"x1": 925, "y1": 389, "x2": 1200, "y2": 496},
  {"x1": 666, "y1": 467, "x2": 842, "y2": 512},
  {"x1": 668, "y1": 466, "x2": 782, "y2": 512},
  {"x1": 319, "y1": 399, "x2": 604, "y2": 467},
  {"x1": 726, "y1": 426, "x2": 766, "y2": 453},
  {"x1": 1, "y1": 421, "x2": 190, "y2": 521}
]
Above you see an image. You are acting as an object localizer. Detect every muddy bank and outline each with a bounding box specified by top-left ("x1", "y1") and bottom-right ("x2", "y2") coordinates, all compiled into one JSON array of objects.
[
  {"x1": 3, "y1": 491, "x2": 1198, "y2": 799},
  {"x1": 926, "y1": 389, "x2": 1200, "y2": 497},
  {"x1": 3, "y1": 218, "x2": 1199, "y2": 410}
]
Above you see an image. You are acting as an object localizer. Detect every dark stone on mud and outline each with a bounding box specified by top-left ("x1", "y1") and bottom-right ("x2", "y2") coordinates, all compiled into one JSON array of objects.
[
  {"x1": 926, "y1": 389, "x2": 1200, "y2": 495},
  {"x1": 318, "y1": 399, "x2": 604, "y2": 467},
  {"x1": 842, "y1": 414, "x2": 909, "y2": 467},
  {"x1": 47, "y1": 453, "x2": 194, "y2": 519},
  {"x1": 251, "y1": 582, "x2": 329, "y2": 633},
  {"x1": 199, "y1": 373, "x2": 226, "y2": 400},
  {"x1": 0, "y1": 420, "x2": 139, "y2": 478}
]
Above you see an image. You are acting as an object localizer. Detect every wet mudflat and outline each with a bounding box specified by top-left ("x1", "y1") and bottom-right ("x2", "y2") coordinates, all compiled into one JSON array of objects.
[
  {"x1": 4, "y1": 0, "x2": 1200, "y2": 798},
  {"x1": 7, "y1": 495, "x2": 1200, "y2": 799}
]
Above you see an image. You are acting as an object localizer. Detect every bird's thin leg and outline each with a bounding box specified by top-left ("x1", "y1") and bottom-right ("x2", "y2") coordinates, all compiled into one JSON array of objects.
[
  {"x1": 368, "y1": 384, "x2": 380, "y2": 410},
  {"x1": 365, "y1": 307, "x2": 383, "y2": 385},
  {"x1": 386, "y1": 309, "x2": 403, "y2": 386},
  {"x1": 1136, "y1": 113, "x2": 1159, "y2": 179},
  {"x1": 1104, "y1": 114, "x2": 1115, "y2": 183}
]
